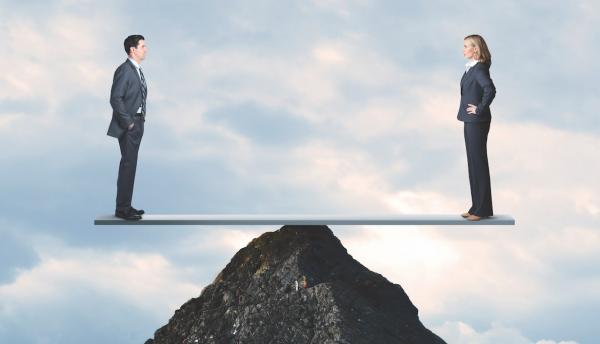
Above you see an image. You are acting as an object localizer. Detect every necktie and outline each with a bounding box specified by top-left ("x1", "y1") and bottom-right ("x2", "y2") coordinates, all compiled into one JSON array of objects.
[{"x1": 139, "y1": 68, "x2": 147, "y2": 116}]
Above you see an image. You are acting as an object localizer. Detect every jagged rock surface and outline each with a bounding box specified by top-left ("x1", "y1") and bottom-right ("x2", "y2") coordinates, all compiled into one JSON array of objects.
[{"x1": 146, "y1": 225, "x2": 446, "y2": 344}]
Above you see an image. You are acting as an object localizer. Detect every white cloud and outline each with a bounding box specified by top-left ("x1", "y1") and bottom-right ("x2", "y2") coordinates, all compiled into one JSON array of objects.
[
  {"x1": 433, "y1": 321, "x2": 579, "y2": 344},
  {"x1": 0, "y1": 243, "x2": 202, "y2": 317},
  {"x1": 0, "y1": 11, "x2": 116, "y2": 104},
  {"x1": 282, "y1": 140, "x2": 399, "y2": 211},
  {"x1": 309, "y1": 0, "x2": 369, "y2": 17},
  {"x1": 313, "y1": 45, "x2": 347, "y2": 64},
  {"x1": 384, "y1": 190, "x2": 462, "y2": 214}
]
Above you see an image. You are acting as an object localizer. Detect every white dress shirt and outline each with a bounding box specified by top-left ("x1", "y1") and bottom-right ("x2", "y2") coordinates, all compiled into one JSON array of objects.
[{"x1": 465, "y1": 59, "x2": 478, "y2": 72}]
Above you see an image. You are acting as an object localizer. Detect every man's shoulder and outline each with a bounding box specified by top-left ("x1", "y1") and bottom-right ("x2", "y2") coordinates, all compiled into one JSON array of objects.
[
  {"x1": 115, "y1": 59, "x2": 134, "y2": 72},
  {"x1": 113, "y1": 60, "x2": 135, "y2": 78}
]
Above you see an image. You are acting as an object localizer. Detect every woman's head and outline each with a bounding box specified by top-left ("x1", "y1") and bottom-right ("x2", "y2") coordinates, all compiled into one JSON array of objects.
[{"x1": 463, "y1": 34, "x2": 491, "y2": 65}]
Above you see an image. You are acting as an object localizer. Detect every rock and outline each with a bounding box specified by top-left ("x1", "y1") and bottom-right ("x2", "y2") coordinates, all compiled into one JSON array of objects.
[{"x1": 146, "y1": 225, "x2": 446, "y2": 344}]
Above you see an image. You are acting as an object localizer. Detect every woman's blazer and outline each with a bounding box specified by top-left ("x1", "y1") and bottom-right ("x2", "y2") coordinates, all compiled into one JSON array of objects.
[{"x1": 457, "y1": 62, "x2": 496, "y2": 123}]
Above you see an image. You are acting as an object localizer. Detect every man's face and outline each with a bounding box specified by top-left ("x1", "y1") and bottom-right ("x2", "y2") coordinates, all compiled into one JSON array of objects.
[{"x1": 130, "y1": 39, "x2": 147, "y2": 61}]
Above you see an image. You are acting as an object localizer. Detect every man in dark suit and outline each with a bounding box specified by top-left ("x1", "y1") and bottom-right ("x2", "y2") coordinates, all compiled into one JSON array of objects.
[{"x1": 107, "y1": 35, "x2": 148, "y2": 220}]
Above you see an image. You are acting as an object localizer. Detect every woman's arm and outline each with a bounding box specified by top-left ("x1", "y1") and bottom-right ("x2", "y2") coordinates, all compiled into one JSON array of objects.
[{"x1": 474, "y1": 67, "x2": 496, "y2": 115}]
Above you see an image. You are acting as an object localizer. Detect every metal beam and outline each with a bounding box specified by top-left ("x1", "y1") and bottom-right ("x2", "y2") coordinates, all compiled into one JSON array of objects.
[{"x1": 94, "y1": 214, "x2": 515, "y2": 226}]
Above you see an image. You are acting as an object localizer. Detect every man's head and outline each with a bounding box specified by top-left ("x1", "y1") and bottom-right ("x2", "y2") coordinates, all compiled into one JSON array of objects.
[{"x1": 124, "y1": 35, "x2": 147, "y2": 62}]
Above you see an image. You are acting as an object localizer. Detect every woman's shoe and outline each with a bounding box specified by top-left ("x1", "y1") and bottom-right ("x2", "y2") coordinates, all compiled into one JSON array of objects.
[
  {"x1": 461, "y1": 212, "x2": 471, "y2": 218},
  {"x1": 466, "y1": 214, "x2": 482, "y2": 221}
]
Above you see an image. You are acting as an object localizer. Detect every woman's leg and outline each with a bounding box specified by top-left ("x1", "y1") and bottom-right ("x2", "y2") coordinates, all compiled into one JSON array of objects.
[
  {"x1": 465, "y1": 121, "x2": 493, "y2": 217},
  {"x1": 464, "y1": 123, "x2": 476, "y2": 214}
]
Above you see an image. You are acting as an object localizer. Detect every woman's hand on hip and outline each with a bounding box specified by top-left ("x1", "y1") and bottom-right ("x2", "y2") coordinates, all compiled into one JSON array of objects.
[{"x1": 467, "y1": 104, "x2": 478, "y2": 115}]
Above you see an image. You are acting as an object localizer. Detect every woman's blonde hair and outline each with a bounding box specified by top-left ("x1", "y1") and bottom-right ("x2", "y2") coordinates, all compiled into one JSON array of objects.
[{"x1": 464, "y1": 34, "x2": 492, "y2": 65}]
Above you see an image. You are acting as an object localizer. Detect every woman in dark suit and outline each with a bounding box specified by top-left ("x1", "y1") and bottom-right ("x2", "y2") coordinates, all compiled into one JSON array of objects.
[{"x1": 458, "y1": 34, "x2": 496, "y2": 221}]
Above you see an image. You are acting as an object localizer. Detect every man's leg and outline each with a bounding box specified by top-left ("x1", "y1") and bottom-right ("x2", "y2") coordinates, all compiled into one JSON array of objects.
[{"x1": 116, "y1": 118, "x2": 143, "y2": 214}]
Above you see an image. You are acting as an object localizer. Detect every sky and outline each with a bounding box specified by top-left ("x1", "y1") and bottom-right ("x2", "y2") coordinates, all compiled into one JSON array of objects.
[{"x1": 0, "y1": 0, "x2": 598, "y2": 343}]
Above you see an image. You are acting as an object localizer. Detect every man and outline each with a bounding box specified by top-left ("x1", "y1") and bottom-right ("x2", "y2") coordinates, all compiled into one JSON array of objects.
[{"x1": 107, "y1": 35, "x2": 148, "y2": 220}]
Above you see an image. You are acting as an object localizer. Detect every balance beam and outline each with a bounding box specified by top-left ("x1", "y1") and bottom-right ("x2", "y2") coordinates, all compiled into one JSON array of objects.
[{"x1": 94, "y1": 214, "x2": 515, "y2": 226}]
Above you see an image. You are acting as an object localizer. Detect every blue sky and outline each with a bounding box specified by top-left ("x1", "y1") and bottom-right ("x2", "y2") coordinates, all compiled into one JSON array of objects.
[{"x1": 1, "y1": 0, "x2": 598, "y2": 343}]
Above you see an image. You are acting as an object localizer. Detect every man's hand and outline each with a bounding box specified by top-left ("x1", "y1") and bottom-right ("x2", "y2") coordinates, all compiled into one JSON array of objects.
[
  {"x1": 128, "y1": 122, "x2": 135, "y2": 130},
  {"x1": 467, "y1": 104, "x2": 477, "y2": 115}
]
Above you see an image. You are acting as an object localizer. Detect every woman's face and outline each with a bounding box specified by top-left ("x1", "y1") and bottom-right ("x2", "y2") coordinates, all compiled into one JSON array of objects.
[{"x1": 463, "y1": 40, "x2": 476, "y2": 59}]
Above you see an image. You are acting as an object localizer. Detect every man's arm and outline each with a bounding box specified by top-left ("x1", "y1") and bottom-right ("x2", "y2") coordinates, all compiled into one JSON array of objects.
[{"x1": 110, "y1": 66, "x2": 134, "y2": 129}]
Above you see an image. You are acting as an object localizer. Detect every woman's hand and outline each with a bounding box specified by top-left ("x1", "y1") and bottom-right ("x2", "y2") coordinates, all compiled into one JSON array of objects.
[{"x1": 466, "y1": 104, "x2": 478, "y2": 115}]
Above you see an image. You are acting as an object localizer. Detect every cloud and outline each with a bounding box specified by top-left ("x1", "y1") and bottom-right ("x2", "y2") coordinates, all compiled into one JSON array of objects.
[
  {"x1": 333, "y1": 121, "x2": 600, "y2": 342},
  {"x1": 0, "y1": 227, "x2": 40, "y2": 284},
  {"x1": 1, "y1": 0, "x2": 599, "y2": 343},
  {"x1": 0, "y1": 241, "x2": 200, "y2": 314},
  {"x1": 0, "y1": 236, "x2": 203, "y2": 343},
  {"x1": 433, "y1": 321, "x2": 579, "y2": 344},
  {"x1": 310, "y1": 0, "x2": 369, "y2": 17}
]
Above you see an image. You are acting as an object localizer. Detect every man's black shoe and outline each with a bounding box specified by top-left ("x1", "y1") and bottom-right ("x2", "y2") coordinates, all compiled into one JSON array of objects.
[
  {"x1": 115, "y1": 211, "x2": 142, "y2": 221},
  {"x1": 131, "y1": 207, "x2": 145, "y2": 215}
]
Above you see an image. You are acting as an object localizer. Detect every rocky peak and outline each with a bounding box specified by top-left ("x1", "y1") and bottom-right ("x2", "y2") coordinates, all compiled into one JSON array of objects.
[{"x1": 146, "y1": 225, "x2": 446, "y2": 343}]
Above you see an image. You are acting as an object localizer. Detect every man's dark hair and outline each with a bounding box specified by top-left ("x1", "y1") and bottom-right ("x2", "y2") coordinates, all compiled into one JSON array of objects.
[{"x1": 123, "y1": 35, "x2": 145, "y2": 55}]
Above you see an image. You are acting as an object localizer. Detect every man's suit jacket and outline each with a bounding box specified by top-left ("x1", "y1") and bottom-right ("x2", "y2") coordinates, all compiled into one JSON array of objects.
[
  {"x1": 107, "y1": 59, "x2": 146, "y2": 138},
  {"x1": 457, "y1": 62, "x2": 496, "y2": 123}
]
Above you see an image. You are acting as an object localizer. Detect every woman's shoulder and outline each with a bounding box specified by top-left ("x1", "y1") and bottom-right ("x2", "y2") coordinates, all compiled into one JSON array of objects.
[
  {"x1": 473, "y1": 62, "x2": 492, "y2": 77},
  {"x1": 475, "y1": 61, "x2": 491, "y2": 70}
]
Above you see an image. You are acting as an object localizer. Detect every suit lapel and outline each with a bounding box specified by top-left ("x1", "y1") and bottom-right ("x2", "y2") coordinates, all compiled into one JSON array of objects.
[
  {"x1": 460, "y1": 71, "x2": 467, "y2": 87},
  {"x1": 460, "y1": 64, "x2": 477, "y2": 91},
  {"x1": 125, "y1": 59, "x2": 142, "y2": 89}
]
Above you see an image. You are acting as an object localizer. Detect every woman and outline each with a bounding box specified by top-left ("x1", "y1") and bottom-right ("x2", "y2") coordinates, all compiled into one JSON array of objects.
[{"x1": 458, "y1": 34, "x2": 496, "y2": 221}]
